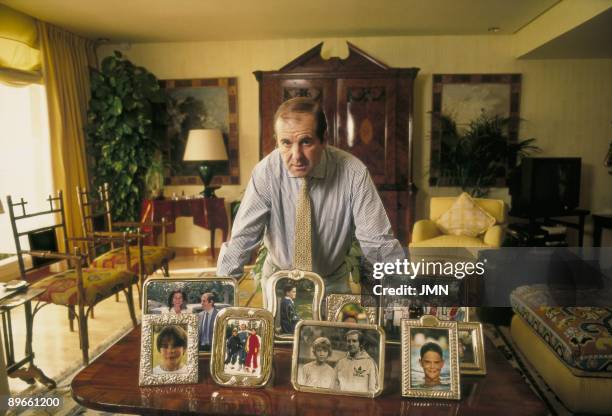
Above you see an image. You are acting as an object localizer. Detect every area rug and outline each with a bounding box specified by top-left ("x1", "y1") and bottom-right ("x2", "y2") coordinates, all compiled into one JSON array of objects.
[{"x1": 483, "y1": 323, "x2": 571, "y2": 416}]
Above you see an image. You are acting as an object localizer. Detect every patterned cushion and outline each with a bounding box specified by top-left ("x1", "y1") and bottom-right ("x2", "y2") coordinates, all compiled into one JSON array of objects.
[
  {"x1": 33, "y1": 268, "x2": 137, "y2": 306},
  {"x1": 435, "y1": 192, "x2": 496, "y2": 237},
  {"x1": 91, "y1": 246, "x2": 175, "y2": 275},
  {"x1": 511, "y1": 284, "x2": 612, "y2": 374}
]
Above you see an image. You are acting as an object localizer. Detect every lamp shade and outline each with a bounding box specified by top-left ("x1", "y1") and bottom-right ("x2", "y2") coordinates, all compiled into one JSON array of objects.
[{"x1": 183, "y1": 129, "x2": 228, "y2": 161}]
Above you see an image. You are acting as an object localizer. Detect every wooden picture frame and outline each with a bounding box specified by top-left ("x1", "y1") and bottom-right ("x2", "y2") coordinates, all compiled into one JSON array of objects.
[
  {"x1": 160, "y1": 77, "x2": 239, "y2": 186},
  {"x1": 401, "y1": 315, "x2": 461, "y2": 400},
  {"x1": 291, "y1": 320, "x2": 385, "y2": 398},
  {"x1": 139, "y1": 314, "x2": 199, "y2": 386},
  {"x1": 457, "y1": 321, "x2": 486, "y2": 375},
  {"x1": 210, "y1": 307, "x2": 274, "y2": 388},
  {"x1": 267, "y1": 269, "x2": 324, "y2": 343},
  {"x1": 326, "y1": 294, "x2": 378, "y2": 325},
  {"x1": 429, "y1": 73, "x2": 521, "y2": 187}
]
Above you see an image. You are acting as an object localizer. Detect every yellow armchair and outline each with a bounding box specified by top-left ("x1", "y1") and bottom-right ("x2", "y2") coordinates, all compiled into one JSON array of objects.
[{"x1": 410, "y1": 196, "x2": 506, "y2": 248}]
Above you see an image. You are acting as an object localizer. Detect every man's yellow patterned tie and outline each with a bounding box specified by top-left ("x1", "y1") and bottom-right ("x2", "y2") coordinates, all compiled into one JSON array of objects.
[{"x1": 293, "y1": 177, "x2": 312, "y2": 271}]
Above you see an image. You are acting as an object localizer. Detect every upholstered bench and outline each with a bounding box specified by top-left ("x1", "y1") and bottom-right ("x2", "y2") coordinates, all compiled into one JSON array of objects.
[{"x1": 510, "y1": 285, "x2": 612, "y2": 414}]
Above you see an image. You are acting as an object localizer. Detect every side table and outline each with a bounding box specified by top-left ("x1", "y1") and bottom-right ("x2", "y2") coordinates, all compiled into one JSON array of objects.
[
  {"x1": 593, "y1": 213, "x2": 612, "y2": 247},
  {"x1": 141, "y1": 198, "x2": 229, "y2": 257},
  {"x1": 0, "y1": 287, "x2": 55, "y2": 388}
]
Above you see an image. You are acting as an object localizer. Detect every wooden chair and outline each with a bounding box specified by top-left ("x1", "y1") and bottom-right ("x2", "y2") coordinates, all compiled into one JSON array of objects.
[
  {"x1": 6, "y1": 192, "x2": 138, "y2": 365},
  {"x1": 76, "y1": 184, "x2": 175, "y2": 298}
]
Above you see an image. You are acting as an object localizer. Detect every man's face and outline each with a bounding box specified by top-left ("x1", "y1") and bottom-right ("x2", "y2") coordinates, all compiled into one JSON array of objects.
[
  {"x1": 420, "y1": 350, "x2": 444, "y2": 383},
  {"x1": 346, "y1": 334, "x2": 360, "y2": 355},
  {"x1": 287, "y1": 287, "x2": 297, "y2": 299},
  {"x1": 314, "y1": 347, "x2": 329, "y2": 364},
  {"x1": 160, "y1": 339, "x2": 184, "y2": 371},
  {"x1": 275, "y1": 112, "x2": 325, "y2": 177},
  {"x1": 201, "y1": 295, "x2": 212, "y2": 311}
]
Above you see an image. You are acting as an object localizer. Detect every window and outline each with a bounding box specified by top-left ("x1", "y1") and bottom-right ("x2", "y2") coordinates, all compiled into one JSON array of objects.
[{"x1": 0, "y1": 83, "x2": 53, "y2": 254}]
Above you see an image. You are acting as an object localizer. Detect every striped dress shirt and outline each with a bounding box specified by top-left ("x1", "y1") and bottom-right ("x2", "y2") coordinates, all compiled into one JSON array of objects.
[{"x1": 217, "y1": 146, "x2": 405, "y2": 278}]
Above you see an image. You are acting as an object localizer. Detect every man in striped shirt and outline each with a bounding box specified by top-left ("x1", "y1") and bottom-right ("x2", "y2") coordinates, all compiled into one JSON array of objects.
[{"x1": 217, "y1": 97, "x2": 405, "y2": 304}]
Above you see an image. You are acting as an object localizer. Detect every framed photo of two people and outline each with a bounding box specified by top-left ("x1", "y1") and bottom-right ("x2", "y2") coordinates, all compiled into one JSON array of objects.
[
  {"x1": 291, "y1": 320, "x2": 385, "y2": 398},
  {"x1": 142, "y1": 276, "x2": 238, "y2": 354}
]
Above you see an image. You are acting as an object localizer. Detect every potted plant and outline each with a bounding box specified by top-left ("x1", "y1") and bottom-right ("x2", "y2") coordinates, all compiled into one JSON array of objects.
[
  {"x1": 86, "y1": 51, "x2": 167, "y2": 221},
  {"x1": 433, "y1": 111, "x2": 540, "y2": 197}
]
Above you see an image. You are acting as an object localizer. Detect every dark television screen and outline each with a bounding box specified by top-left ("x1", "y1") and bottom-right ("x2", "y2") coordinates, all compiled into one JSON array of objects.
[{"x1": 510, "y1": 157, "x2": 581, "y2": 216}]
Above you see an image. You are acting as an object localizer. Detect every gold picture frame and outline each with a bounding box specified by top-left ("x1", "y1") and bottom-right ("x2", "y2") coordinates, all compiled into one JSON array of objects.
[
  {"x1": 139, "y1": 313, "x2": 199, "y2": 386},
  {"x1": 401, "y1": 315, "x2": 461, "y2": 400},
  {"x1": 267, "y1": 269, "x2": 324, "y2": 343},
  {"x1": 291, "y1": 320, "x2": 385, "y2": 398},
  {"x1": 457, "y1": 321, "x2": 486, "y2": 375},
  {"x1": 210, "y1": 307, "x2": 274, "y2": 388},
  {"x1": 326, "y1": 294, "x2": 378, "y2": 325}
]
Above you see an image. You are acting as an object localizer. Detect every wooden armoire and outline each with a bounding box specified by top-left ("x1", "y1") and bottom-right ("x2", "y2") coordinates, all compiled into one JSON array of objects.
[{"x1": 254, "y1": 43, "x2": 419, "y2": 244}]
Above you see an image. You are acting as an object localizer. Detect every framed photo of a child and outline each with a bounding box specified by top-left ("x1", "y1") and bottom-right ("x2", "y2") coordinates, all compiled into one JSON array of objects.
[
  {"x1": 401, "y1": 315, "x2": 461, "y2": 400},
  {"x1": 209, "y1": 307, "x2": 274, "y2": 388},
  {"x1": 139, "y1": 314, "x2": 199, "y2": 386}
]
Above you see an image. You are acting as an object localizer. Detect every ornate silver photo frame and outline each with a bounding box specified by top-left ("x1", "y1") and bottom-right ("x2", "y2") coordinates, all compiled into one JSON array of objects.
[
  {"x1": 139, "y1": 313, "x2": 199, "y2": 386},
  {"x1": 401, "y1": 315, "x2": 461, "y2": 400},
  {"x1": 326, "y1": 294, "x2": 378, "y2": 325},
  {"x1": 291, "y1": 320, "x2": 385, "y2": 398},
  {"x1": 267, "y1": 269, "x2": 324, "y2": 343},
  {"x1": 142, "y1": 276, "x2": 238, "y2": 354},
  {"x1": 210, "y1": 307, "x2": 274, "y2": 388},
  {"x1": 457, "y1": 321, "x2": 486, "y2": 375}
]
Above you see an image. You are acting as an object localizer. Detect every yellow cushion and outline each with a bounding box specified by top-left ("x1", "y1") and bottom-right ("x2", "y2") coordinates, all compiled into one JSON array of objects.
[
  {"x1": 32, "y1": 268, "x2": 137, "y2": 306},
  {"x1": 430, "y1": 196, "x2": 506, "y2": 224},
  {"x1": 435, "y1": 192, "x2": 496, "y2": 237},
  {"x1": 409, "y1": 234, "x2": 491, "y2": 248},
  {"x1": 511, "y1": 314, "x2": 612, "y2": 414},
  {"x1": 91, "y1": 246, "x2": 175, "y2": 275}
]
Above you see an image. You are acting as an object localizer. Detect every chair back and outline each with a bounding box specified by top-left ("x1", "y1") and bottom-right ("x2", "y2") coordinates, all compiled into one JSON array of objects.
[
  {"x1": 429, "y1": 197, "x2": 506, "y2": 224},
  {"x1": 6, "y1": 192, "x2": 70, "y2": 278},
  {"x1": 77, "y1": 184, "x2": 119, "y2": 263}
]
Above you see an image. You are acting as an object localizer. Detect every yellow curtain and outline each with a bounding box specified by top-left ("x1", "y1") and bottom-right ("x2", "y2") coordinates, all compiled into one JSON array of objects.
[
  {"x1": 37, "y1": 21, "x2": 97, "y2": 244},
  {"x1": 0, "y1": 4, "x2": 42, "y2": 85}
]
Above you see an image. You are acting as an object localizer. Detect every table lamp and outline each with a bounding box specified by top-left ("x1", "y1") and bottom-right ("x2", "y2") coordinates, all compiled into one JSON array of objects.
[{"x1": 183, "y1": 129, "x2": 228, "y2": 197}]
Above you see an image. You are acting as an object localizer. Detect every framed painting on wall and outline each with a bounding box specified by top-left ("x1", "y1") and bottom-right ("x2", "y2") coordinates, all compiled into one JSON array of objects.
[
  {"x1": 160, "y1": 77, "x2": 240, "y2": 186},
  {"x1": 429, "y1": 73, "x2": 521, "y2": 187}
]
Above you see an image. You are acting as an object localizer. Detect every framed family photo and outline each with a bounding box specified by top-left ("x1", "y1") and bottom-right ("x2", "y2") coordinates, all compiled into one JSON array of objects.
[
  {"x1": 142, "y1": 277, "x2": 238, "y2": 354},
  {"x1": 291, "y1": 320, "x2": 385, "y2": 398},
  {"x1": 267, "y1": 270, "x2": 324, "y2": 342},
  {"x1": 422, "y1": 306, "x2": 471, "y2": 322},
  {"x1": 457, "y1": 321, "x2": 486, "y2": 375},
  {"x1": 326, "y1": 294, "x2": 378, "y2": 325},
  {"x1": 139, "y1": 314, "x2": 199, "y2": 386},
  {"x1": 210, "y1": 307, "x2": 274, "y2": 388},
  {"x1": 401, "y1": 315, "x2": 461, "y2": 400},
  {"x1": 379, "y1": 299, "x2": 423, "y2": 344}
]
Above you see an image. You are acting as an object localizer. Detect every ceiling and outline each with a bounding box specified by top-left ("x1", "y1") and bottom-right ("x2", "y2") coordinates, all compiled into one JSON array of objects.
[{"x1": 1, "y1": 0, "x2": 561, "y2": 43}]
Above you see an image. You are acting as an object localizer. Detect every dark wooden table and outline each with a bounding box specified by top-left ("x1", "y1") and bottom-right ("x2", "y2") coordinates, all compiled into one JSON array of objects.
[
  {"x1": 593, "y1": 213, "x2": 612, "y2": 247},
  {"x1": 141, "y1": 198, "x2": 228, "y2": 257},
  {"x1": 71, "y1": 327, "x2": 546, "y2": 415}
]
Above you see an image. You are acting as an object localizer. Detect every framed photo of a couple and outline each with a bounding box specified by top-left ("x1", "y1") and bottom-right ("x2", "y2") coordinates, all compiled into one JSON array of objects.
[
  {"x1": 142, "y1": 276, "x2": 238, "y2": 354},
  {"x1": 401, "y1": 315, "x2": 461, "y2": 400},
  {"x1": 210, "y1": 307, "x2": 274, "y2": 388},
  {"x1": 267, "y1": 270, "x2": 324, "y2": 342},
  {"x1": 139, "y1": 313, "x2": 199, "y2": 386},
  {"x1": 291, "y1": 320, "x2": 385, "y2": 398}
]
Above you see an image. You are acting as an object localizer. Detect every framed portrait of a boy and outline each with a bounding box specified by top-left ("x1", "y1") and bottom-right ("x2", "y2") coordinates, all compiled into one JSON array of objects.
[
  {"x1": 326, "y1": 294, "x2": 378, "y2": 325},
  {"x1": 267, "y1": 270, "x2": 324, "y2": 342},
  {"x1": 291, "y1": 320, "x2": 385, "y2": 398},
  {"x1": 458, "y1": 321, "x2": 486, "y2": 375},
  {"x1": 210, "y1": 307, "x2": 274, "y2": 388},
  {"x1": 139, "y1": 314, "x2": 199, "y2": 386},
  {"x1": 401, "y1": 315, "x2": 461, "y2": 400}
]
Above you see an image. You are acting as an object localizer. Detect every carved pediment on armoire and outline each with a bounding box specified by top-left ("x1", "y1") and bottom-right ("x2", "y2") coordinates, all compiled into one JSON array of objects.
[{"x1": 254, "y1": 43, "x2": 419, "y2": 243}]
